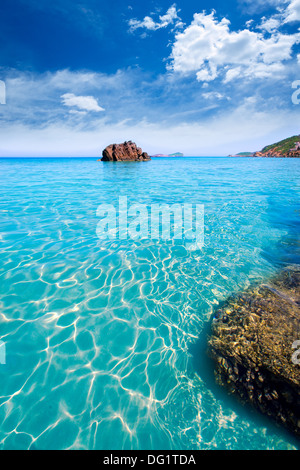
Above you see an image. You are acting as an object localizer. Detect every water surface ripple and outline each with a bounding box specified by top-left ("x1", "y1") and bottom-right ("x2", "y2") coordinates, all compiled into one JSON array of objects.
[{"x1": 0, "y1": 157, "x2": 299, "y2": 450}]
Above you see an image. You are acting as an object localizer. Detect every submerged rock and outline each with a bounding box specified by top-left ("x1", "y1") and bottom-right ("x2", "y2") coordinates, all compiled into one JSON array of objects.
[
  {"x1": 101, "y1": 141, "x2": 151, "y2": 162},
  {"x1": 208, "y1": 265, "x2": 300, "y2": 437}
]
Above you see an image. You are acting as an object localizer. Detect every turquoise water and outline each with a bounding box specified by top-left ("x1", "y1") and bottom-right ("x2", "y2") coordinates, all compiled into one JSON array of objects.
[{"x1": 0, "y1": 156, "x2": 299, "y2": 450}]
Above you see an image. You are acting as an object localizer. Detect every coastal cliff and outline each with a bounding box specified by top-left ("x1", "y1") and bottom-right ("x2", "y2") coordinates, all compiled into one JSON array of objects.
[
  {"x1": 208, "y1": 266, "x2": 300, "y2": 437},
  {"x1": 231, "y1": 135, "x2": 300, "y2": 158},
  {"x1": 253, "y1": 135, "x2": 300, "y2": 158},
  {"x1": 101, "y1": 141, "x2": 151, "y2": 162}
]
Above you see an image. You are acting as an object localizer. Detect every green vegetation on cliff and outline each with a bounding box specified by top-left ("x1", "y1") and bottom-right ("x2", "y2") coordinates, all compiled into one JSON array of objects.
[{"x1": 261, "y1": 134, "x2": 300, "y2": 154}]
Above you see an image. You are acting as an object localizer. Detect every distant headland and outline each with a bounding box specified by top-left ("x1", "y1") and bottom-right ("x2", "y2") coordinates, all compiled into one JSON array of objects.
[
  {"x1": 230, "y1": 134, "x2": 300, "y2": 158},
  {"x1": 151, "y1": 152, "x2": 184, "y2": 158}
]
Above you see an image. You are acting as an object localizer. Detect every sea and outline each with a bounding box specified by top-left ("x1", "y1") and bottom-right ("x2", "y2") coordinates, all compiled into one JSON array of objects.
[{"x1": 0, "y1": 156, "x2": 299, "y2": 450}]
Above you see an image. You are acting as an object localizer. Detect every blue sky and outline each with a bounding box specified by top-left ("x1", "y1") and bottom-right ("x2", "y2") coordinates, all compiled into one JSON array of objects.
[{"x1": 0, "y1": 0, "x2": 300, "y2": 156}]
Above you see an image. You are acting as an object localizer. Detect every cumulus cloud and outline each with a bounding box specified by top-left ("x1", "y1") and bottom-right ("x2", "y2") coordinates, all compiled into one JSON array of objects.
[
  {"x1": 61, "y1": 93, "x2": 105, "y2": 112},
  {"x1": 128, "y1": 4, "x2": 182, "y2": 32},
  {"x1": 258, "y1": 17, "x2": 281, "y2": 32},
  {"x1": 169, "y1": 11, "x2": 300, "y2": 83},
  {"x1": 284, "y1": 0, "x2": 300, "y2": 22}
]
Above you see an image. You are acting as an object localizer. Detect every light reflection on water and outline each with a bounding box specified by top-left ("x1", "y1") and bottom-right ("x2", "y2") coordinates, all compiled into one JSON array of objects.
[{"x1": 0, "y1": 156, "x2": 299, "y2": 450}]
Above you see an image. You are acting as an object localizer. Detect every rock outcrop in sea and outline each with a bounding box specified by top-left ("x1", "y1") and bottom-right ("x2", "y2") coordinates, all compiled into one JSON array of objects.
[
  {"x1": 208, "y1": 266, "x2": 300, "y2": 437},
  {"x1": 101, "y1": 141, "x2": 151, "y2": 162}
]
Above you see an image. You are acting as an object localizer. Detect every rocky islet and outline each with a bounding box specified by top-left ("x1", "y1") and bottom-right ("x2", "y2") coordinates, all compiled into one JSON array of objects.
[{"x1": 101, "y1": 141, "x2": 151, "y2": 162}]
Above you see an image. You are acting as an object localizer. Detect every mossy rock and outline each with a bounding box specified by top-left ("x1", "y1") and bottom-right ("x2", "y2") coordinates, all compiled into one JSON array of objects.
[{"x1": 208, "y1": 266, "x2": 300, "y2": 437}]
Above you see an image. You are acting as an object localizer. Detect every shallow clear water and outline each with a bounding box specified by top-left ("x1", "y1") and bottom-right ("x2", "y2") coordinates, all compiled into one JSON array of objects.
[{"x1": 0, "y1": 156, "x2": 299, "y2": 450}]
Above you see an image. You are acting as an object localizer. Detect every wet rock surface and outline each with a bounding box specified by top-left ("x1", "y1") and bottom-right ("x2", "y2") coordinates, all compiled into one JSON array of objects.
[
  {"x1": 208, "y1": 266, "x2": 300, "y2": 437},
  {"x1": 101, "y1": 141, "x2": 151, "y2": 162}
]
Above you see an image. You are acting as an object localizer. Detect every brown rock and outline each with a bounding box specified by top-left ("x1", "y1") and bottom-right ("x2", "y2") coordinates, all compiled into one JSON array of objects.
[
  {"x1": 252, "y1": 147, "x2": 300, "y2": 158},
  {"x1": 101, "y1": 141, "x2": 151, "y2": 162}
]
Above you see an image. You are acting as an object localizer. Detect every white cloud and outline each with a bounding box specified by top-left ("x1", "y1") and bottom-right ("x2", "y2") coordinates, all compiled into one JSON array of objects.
[
  {"x1": 224, "y1": 67, "x2": 242, "y2": 83},
  {"x1": 202, "y1": 91, "x2": 226, "y2": 100},
  {"x1": 258, "y1": 17, "x2": 281, "y2": 32},
  {"x1": 129, "y1": 4, "x2": 182, "y2": 32},
  {"x1": 169, "y1": 11, "x2": 300, "y2": 83},
  {"x1": 240, "y1": 0, "x2": 300, "y2": 23},
  {"x1": 61, "y1": 93, "x2": 105, "y2": 112},
  {"x1": 1, "y1": 99, "x2": 299, "y2": 157},
  {"x1": 284, "y1": 0, "x2": 300, "y2": 22},
  {"x1": 68, "y1": 109, "x2": 88, "y2": 115},
  {"x1": 196, "y1": 64, "x2": 217, "y2": 82},
  {"x1": 0, "y1": 63, "x2": 298, "y2": 157},
  {"x1": 246, "y1": 19, "x2": 254, "y2": 28}
]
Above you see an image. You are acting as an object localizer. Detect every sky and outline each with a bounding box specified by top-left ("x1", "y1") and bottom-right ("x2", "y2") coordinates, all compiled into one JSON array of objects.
[{"x1": 0, "y1": 0, "x2": 300, "y2": 156}]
